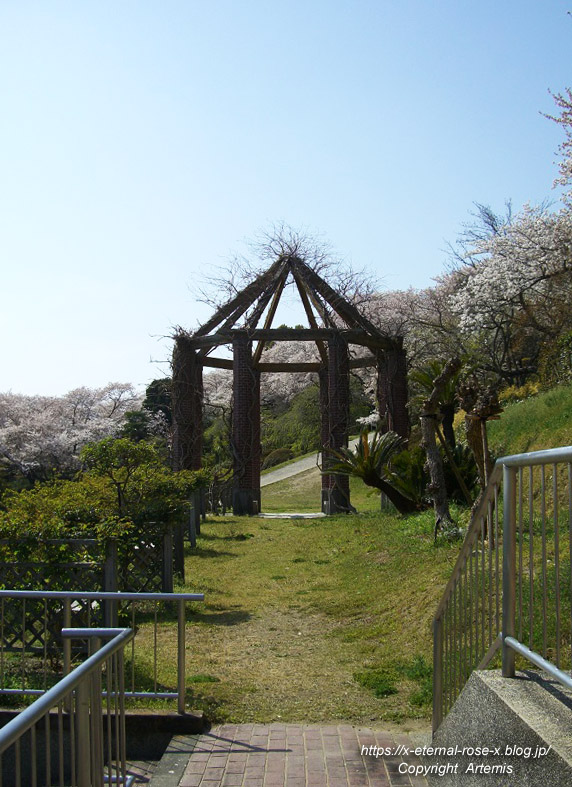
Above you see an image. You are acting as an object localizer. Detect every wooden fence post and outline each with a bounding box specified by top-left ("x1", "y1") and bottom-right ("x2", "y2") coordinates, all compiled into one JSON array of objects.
[
  {"x1": 174, "y1": 523, "x2": 185, "y2": 580},
  {"x1": 189, "y1": 504, "x2": 197, "y2": 549},
  {"x1": 162, "y1": 527, "x2": 174, "y2": 592}
]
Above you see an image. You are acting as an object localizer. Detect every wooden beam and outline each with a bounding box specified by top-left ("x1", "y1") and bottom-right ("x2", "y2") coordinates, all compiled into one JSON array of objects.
[
  {"x1": 291, "y1": 258, "x2": 387, "y2": 340},
  {"x1": 252, "y1": 267, "x2": 290, "y2": 364},
  {"x1": 188, "y1": 328, "x2": 395, "y2": 350},
  {"x1": 198, "y1": 261, "x2": 289, "y2": 358},
  {"x1": 258, "y1": 362, "x2": 321, "y2": 372},
  {"x1": 246, "y1": 262, "x2": 289, "y2": 330},
  {"x1": 349, "y1": 355, "x2": 377, "y2": 369},
  {"x1": 200, "y1": 354, "x2": 377, "y2": 372},
  {"x1": 201, "y1": 356, "x2": 234, "y2": 370},
  {"x1": 193, "y1": 257, "x2": 285, "y2": 338},
  {"x1": 291, "y1": 267, "x2": 328, "y2": 365}
]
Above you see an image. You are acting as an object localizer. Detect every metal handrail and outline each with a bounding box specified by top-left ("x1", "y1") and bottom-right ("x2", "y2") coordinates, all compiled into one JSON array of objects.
[
  {"x1": 0, "y1": 628, "x2": 133, "y2": 754},
  {"x1": 433, "y1": 444, "x2": 572, "y2": 735},
  {"x1": 0, "y1": 589, "x2": 205, "y2": 714},
  {"x1": 433, "y1": 463, "x2": 502, "y2": 622},
  {"x1": 0, "y1": 627, "x2": 134, "y2": 786}
]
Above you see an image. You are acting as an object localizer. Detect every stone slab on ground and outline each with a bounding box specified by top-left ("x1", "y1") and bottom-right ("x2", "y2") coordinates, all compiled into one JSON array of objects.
[{"x1": 429, "y1": 669, "x2": 572, "y2": 786}]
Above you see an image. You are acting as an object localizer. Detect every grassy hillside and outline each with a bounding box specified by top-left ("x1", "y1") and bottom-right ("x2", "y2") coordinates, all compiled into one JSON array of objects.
[
  {"x1": 180, "y1": 383, "x2": 572, "y2": 726},
  {"x1": 181, "y1": 506, "x2": 460, "y2": 726},
  {"x1": 488, "y1": 381, "x2": 572, "y2": 457}
]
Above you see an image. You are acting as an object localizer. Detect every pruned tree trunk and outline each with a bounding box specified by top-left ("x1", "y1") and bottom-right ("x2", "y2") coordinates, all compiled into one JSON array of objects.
[
  {"x1": 465, "y1": 415, "x2": 486, "y2": 490},
  {"x1": 460, "y1": 385, "x2": 502, "y2": 491},
  {"x1": 420, "y1": 357, "x2": 462, "y2": 537},
  {"x1": 440, "y1": 403, "x2": 456, "y2": 449}
]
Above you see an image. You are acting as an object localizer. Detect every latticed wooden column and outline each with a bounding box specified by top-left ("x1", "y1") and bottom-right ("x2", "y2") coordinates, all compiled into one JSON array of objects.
[
  {"x1": 376, "y1": 340, "x2": 410, "y2": 440},
  {"x1": 319, "y1": 368, "x2": 330, "y2": 509},
  {"x1": 171, "y1": 336, "x2": 203, "y2": 471},
  {"x1": 322, "y1": 335, "x2": 352, "y2": 514},
  {"x1": 232, "y1": 333, "x2": 261, "y2": 515}
]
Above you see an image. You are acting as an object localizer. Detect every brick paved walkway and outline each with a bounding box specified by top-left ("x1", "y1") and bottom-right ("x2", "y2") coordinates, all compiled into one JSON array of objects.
[{"x1": 154, "y1": 723, "x2": 430, "y2": 787}]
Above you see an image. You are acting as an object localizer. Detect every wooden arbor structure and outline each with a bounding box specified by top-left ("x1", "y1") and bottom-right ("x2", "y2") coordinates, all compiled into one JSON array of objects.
[{"x1": 172, "y1": 255, "x2": 409, "y2": 515}]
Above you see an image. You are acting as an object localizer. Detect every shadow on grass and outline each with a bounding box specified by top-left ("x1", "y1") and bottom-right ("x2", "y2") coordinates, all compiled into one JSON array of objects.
[
  {"x1": 191, "y1": 607, "x2": 252, "y2": 626},
  {"x1": 189, "y1": 547, "x2": 238, "y2": 558},
  {"x1": 195, "y1": 533, "x2": 255, "y2": 542}
]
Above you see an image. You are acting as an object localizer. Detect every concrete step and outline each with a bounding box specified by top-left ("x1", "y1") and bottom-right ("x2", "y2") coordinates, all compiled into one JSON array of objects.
[{"x1": 428, "y1": 669, "x2": 572, "y2": 786}]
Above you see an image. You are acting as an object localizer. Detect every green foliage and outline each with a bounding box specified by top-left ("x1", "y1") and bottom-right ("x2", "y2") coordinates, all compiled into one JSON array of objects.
[
  {"x1": 442, "y1": 443, "x2": 480, "y2": 503},
  {"x1": 120, "y1": 410, "x2": 154, "y2": 442},
  {"x1": 538, "y1": 331, "x2": 572, "y2": 387},
  {"x1": 327, "y1": 430, "x2": 421, "y2": 514},
  {"x1": 261, "y1": 376, "x2": 372, "y2": 460},
  {"x1": 143, "y1": 378, "x2": 172, "y2": 425},
  {"x1": 391, "y1": 445, "x2": 428, "y2": 504},
  {"x1": 399, "y1": 655, "x2": 433, "y2": 707},
  {"x1": 0, "y1": 476, "x2": 127, "y2": 540},
  {"x1": 498, "y1": 380, "x2": 542, "y2": 405},
  {"x1": 203, "y1": 416, "x2": 232, "y2": 469},
  {"x1": 353, "y1": 668, "x2": 398, "y2": 698},
  {"x1": 261, "y1": 448, "x2": 294, "y2": 470},
  {"x1": 488, "y1": 381, "x2": 572, "y2": 456},
  {"x1": 262, "y1": 384, "x2": 321, "y2": 456},
  {"x1": 0, "y1": 438, "x2": 209, "y2": 549},
  {"x1": 81, "y1": 437, "x2": 158, "y2": 483},
  {"x1": 410, "y1": 359, "x2": 460, "y2": 406}
]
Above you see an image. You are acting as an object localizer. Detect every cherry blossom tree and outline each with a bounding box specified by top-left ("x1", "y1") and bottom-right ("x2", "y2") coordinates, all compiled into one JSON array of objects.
[
  {"x1": 546, "y1": 87, "x2": 572, "y2": 206},
  {"x1": 450, "y1": 204, "x2": 572, "y2": 384},
  {"x1": 0, "y1": 383, "x2": 140, "y2": 480}
]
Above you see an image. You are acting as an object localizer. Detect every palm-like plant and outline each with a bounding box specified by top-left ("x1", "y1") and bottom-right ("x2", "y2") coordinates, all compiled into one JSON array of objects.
[
  {"x1": 326, "y1": 430, "x2": 420, "y2": 514},
  {"x1": 410, "y1": 359, "x2": 460, "y2": 448}
]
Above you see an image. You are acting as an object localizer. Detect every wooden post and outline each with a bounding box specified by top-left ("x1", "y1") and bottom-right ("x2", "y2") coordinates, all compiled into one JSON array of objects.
[
  {"x1": 174, "y1": 523, "x2": 185, "y2": 580},
  {"x1": 376, "y1": 339, "x2": 409, "y2": 440},
  {"x1": 162, "y1": 526, "x2": 174, "y2": 592},
  {"x1": 322, "y1": 335, "x2": 352, "y2": 514},
  {"x1": 232, "y1": 333, "x2": 261, "y2": 515},
  {"x1": 319, "y1": 368, "x2": 331, "y2": 513},
  {"x1": 172, "y1": 336, "x2": 203, "y2": 471}
]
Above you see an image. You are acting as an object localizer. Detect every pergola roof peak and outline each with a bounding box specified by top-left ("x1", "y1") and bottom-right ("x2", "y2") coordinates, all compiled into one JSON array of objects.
[{"x1": 188, "y1": 255, "x2": 391, "y2": 346}]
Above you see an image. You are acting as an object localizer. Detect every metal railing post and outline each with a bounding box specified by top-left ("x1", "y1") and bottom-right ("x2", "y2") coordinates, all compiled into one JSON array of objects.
[
  {"x1": 432, "y1": 613, "x2": 443, "y2": 735},
  {"x1": 89, "y1": 637, "x2": 104, "y2": 787},
  {"x1": 76, "y1": 680, "x2": 92, "y2": 787},
  {"x1": 502, "y1": 464, "x2": 517, "y2": 677},
  {"x1": 178, "y1": 599, "x2": 186, "y2": 715}
]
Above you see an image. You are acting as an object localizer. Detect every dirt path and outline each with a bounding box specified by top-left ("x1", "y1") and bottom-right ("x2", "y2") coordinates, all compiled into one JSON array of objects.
[{"x1": 186, "y1": 604, "x2": 426, "y2": 728}]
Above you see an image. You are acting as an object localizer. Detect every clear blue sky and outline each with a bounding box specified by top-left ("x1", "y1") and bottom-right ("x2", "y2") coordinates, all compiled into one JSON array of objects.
[{"x1": 1, "y1": 1, "x2": 570, "y2": 396}]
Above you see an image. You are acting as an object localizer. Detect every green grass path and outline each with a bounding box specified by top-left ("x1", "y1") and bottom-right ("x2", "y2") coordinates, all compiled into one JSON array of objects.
[{"x1": 179, "y1": 473, "x2": 460, "y2": 727}]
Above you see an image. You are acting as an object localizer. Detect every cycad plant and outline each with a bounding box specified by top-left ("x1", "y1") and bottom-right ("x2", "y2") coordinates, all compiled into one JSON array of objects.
[
  {"x1": 326, "y1": 430, "x2": 420, "y2": 514},
  {"x1": 410, "y1": 359, "x2": 461, "y2": 449}
]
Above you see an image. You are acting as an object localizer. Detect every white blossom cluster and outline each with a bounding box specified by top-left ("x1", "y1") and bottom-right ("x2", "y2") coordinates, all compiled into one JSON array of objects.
[
  {"x1": 451, "y1": 206, "x2": 572, "y2": 337},
  {"x1": 0, "y1": 383, "x2": 140, "y2": 478}
]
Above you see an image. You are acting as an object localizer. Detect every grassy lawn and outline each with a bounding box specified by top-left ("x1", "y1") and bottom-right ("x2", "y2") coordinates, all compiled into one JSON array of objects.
[
  {"x1": 261, "y1": 467, "x2": 381, "y2": 513},
  {"x1": 178, "y1": 470, "x2": 462, "y2": 727},
  {"x1": 488, "y1": 382, "x2": 572, "y2": 457}
]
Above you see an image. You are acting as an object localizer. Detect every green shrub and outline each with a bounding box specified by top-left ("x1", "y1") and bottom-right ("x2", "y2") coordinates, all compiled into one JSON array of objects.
[
  {"x1": 353, "y1": 668, "x2": 398, "y2": 698},
  {"x1": 262, "y1": 448, "x2": 294, "y2": 469},
  {"x1": 499, "y1": 380, "x2": 541, "y2": 405}
]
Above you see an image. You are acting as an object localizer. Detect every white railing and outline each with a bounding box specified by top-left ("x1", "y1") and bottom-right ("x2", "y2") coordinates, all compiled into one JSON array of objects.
[
  {"x1": 0, "y1": 627, "x2": 134, "y2": 787},
  {"x1": 433, "y1": 446, "x2": 572, "y2": 733},
  {"x1": 0, "y1": 590, "x2": 204, "y2": 715}
]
